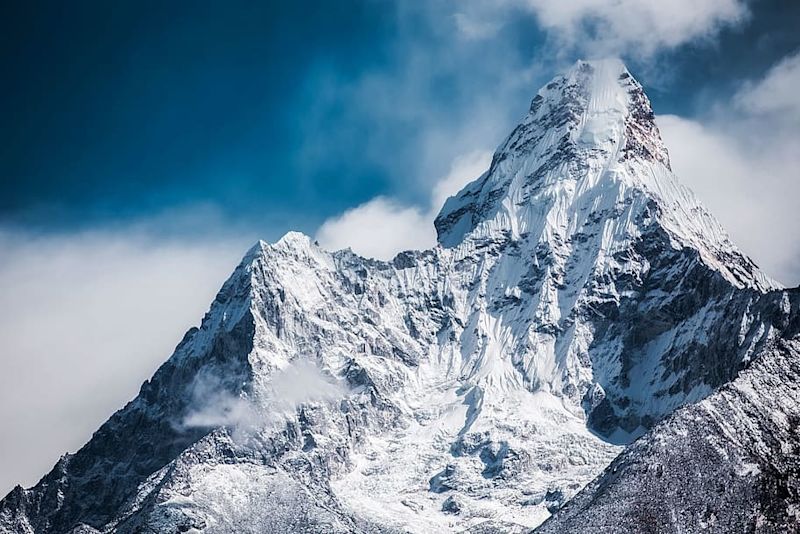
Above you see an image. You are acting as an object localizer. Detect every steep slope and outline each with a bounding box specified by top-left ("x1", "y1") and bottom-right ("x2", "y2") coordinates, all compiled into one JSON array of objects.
[
  {"x1": 0, "y1": 247, "x2": 261, "y2": 533},
  {"x1": 0, "y1": 59, "x2": 791, "y2": 533},
  {"x1": 537, "y1": 289, "x2": 800, "y2": 533}
]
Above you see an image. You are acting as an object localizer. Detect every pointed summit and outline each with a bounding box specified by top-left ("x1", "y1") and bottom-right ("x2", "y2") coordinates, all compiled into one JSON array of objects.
[
  {"x1": 521, "y1": 58, "x2": 669, "y2": 169},
  {"x1": 434, "y1": 58, "x2": 774, "y2": 290},
  {"x1": 435, "y1": 58, "x2": 671, "y2": 247},
  {"x1": 557, "y1": 58, "x2": 670, "y2": 167}
]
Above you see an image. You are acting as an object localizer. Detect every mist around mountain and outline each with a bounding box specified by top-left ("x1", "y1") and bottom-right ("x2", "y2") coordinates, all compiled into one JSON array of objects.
[{"x1": 1, "y1": 59, "x2": 798, "y2": 534}]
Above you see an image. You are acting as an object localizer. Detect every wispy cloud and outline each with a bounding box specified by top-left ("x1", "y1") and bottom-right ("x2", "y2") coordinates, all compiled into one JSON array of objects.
[
  {"x1": 181, "y1": 360, "x2": 348, "y2": 440},
  {"x1": 453, "y1": 12, "x2": 503, "y2": 40}
]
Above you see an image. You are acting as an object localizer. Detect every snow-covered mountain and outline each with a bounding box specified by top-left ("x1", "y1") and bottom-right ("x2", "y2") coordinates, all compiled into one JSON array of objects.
[{"x1": 1, "y1": 59, "x2": 796, "y2": 534}]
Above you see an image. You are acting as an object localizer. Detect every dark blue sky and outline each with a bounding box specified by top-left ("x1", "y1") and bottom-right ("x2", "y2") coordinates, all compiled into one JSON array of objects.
[{"x1": 2, "y1": 0, "x2": 798, "y2": 240}]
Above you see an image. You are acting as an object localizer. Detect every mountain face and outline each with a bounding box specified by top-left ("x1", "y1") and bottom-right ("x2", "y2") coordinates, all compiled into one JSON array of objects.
[
  {"x1": 538, "y1": 295, "x2": 800, "y2": 533},
  {"x1": 1, "y1": 59, "x2": 796, "y2": 534}
]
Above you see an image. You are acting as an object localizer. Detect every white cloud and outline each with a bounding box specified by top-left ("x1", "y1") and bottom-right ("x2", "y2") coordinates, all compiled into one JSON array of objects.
[
  {"x1": 315, "y1": 198, "x2": 435, "y2": 260},
  {"x1": 0, "y1": 225, "x2": 249, "y2": 495},
  {"x1": 316, "y1": 150, "x2": 492, "y2": 260},
  {"x1": 181, "y1": 360, "x2": 346, "y2": 440},
  {"x1": 657, "y1": 52, "x2": 800, "y2": 286},
  {"x1": 266, "y1": 359, "x2": 346, "y2": 411},
  {"x1": 734, "y1": 52, "x2": 800, "y2": 121},
  {"x1": 432, "y1": 150, "x2": 493, "y2": 210},
  {"x1": 519, "y1": 0, "x2": 748, "y2": 57}
]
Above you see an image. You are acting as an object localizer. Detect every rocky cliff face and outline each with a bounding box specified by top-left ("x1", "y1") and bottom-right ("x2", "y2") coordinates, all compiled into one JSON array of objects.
[
  {"x1": 538, "y1": 290, "x2": 800, "y2": 533},
  {"x1": 1, "y1": 59, "x2": 795, "y2": 534}
]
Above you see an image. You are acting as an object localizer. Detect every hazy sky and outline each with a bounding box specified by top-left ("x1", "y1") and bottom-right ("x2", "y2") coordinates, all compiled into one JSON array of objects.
[{"x1": 1, "y1": 0, "x2": 798, "y2": 495}]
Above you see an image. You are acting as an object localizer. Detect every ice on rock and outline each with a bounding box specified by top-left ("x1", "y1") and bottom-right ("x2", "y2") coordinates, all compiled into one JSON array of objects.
[{"x1": 2, "y1": 59, "x2": 796, "y2": 534}]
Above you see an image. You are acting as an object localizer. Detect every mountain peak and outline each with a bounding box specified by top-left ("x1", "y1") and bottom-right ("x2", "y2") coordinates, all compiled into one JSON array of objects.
[
  {"x1": 434, "y1": 58, "x2": 672, "y2": 247},
  {"x1": 560, "y1": 57, "x2": 630, "y2": 93},
  {"x1": 566, "y1": 57, "x2": 628, "y2": 77},
  {"x1": 274, "y1": 231, "x2": 314, "y2": 251},
  {"x1": 571, "y1": 57, "x2": 627, "y2": 71},
  {"x1": 555, "y1": 58, "x2": 669, "y2": 165},
  {"x1": 434, "y1": 58, "x2": 775, "y2": 291}
]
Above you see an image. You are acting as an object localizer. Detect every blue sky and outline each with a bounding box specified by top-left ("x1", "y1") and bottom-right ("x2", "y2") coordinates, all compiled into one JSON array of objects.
[
  {"x1": 2, "y1": 0, "x2": 797, "y2": 237},
  {"x1": 1, "y1": 0, "x2": 800, "y2": 495}
]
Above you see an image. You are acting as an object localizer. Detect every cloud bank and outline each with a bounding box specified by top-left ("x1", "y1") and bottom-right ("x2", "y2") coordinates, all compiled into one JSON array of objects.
[{"x1": 0, "y1": 225, "x2": 248, "y2": 495}]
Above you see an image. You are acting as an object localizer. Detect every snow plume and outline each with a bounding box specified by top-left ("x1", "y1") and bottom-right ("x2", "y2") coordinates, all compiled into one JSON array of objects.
[
  {"x1": 181, "y1": 360, "x2": 347, "y2": 436},
  {"x1": 266, "y1": 359, "x2": 346, "y2": 412},
  {"x1": 181, "y1": 373, "x2": 257, "y2": 431}
]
